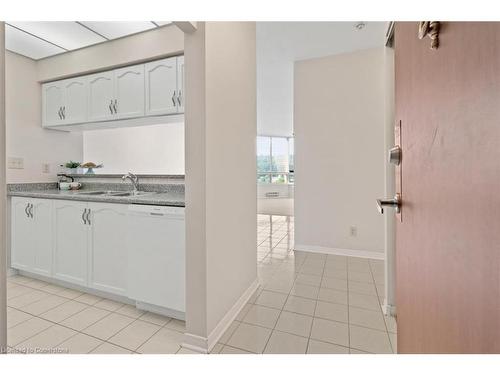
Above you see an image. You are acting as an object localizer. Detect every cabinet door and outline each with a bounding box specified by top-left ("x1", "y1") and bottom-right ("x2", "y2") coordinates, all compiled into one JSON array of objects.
[
  {"x1": 177, "y1": 56, "x2": 185, "y2": 113},
  {"x1": 62, "y1": 77, "x2": 88, "y2": 124},
  {"x1": 88, "y1": 203, "x2": 128, "y2": 295},
  {"x1": 145, "y1": 57, "x2": 178, "y2": 116},
  {"x1": 53, "y1": 201, "x2": 89, "y2": 286},
  {"x1": 87, "y1": 71, "x2": 115, "y2": 122},
  {"x1": 42, "y1": 82, "x2": 64, "y2": 127},
  {"x1": 114, "y1": 64, "x2": 145, "y2": 120},
  {"x1": 11, "y1": 198, "x2": 34, "y2": 271},
  {"x1": 31, "y1": 199, "x2": 53, "y2": 277}
]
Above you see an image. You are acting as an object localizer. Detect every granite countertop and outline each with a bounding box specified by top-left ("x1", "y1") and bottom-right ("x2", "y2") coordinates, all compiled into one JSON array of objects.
[{"x1": 7, "y1": 183, "x2": 185, "y2": 207}]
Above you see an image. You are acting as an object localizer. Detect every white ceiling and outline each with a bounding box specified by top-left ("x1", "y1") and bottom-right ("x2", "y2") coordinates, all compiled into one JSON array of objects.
[
  {"x1": 5, "y1": 21, "x2": 172, "y2": 60},
  {"x1": 257, "y1": 21, "x2": 388, "y2": 64}
]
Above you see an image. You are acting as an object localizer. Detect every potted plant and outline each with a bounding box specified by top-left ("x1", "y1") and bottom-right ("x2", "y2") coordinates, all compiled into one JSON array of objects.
[{"x1": 64, "y1": 161, "x2": 81, "y2": 174}]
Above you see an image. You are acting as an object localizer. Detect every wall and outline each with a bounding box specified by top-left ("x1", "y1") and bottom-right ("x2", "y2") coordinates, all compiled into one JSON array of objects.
[
  {"x1": 6, "y1": 51, "x2": 83, "y2": 183},
  {"x1": 83, "y1": 123, "x2": 184, "y2": 174},
  {"x1": 256, "y1": 60, "x2": 293, "y2": 136},
  {"x1": 37, "y1": 25, "x2": 184, "y2": 82},
  {"x1": 383, "y1": 46, "x2": 396, "y2": 312},
  {"x1": 184, "y1": 22, "x2": 257, "y2": 352},
  {"x1": 0, "y1": 21, "x2": 8, "y2": 350},
  {"x1": 294, "y1": 47, "x2": 386, "y2": 257}
]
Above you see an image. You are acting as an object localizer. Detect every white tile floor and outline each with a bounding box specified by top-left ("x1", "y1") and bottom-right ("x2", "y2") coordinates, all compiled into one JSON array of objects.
[
  {"x1": 6, "y1": 275, "x2": 189, "y2": 354},
  {"x1": 213, "y1": 215, "x2": 397, "y2": 354},
  {"x1": 5, "y1": 214, "x2": 396, "y2": 354}
]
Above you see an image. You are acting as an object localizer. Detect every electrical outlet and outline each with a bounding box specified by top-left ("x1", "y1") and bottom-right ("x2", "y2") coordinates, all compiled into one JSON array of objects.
[
  {"x1": 42, "y1": 163, "x2": 51, "y2": 173},
  {"x1": 350, "y1": 226, "x2": 358, "y2": 237},
  {"x1": 7, "y1": 157, "x2": 24, "y2": 169}
]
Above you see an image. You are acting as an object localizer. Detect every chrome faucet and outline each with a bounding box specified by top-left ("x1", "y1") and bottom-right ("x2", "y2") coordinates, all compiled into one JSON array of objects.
[{"x1": 122, "y1": 172, "x2": 139, "y2": 192}]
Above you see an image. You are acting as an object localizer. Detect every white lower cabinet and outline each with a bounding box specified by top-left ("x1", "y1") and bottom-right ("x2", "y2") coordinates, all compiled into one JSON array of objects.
[
  {"x1": 88, "y1": 203, "x2": 128, "y2": 296},
  {"x1": 11, "y1": 197, "x2": 53, "y2": 277},
  {"x1": 10, "y1": 198, "x2": 185, "y2": 316},
  {"x1": 53, "y1": 201, "x2": 89, "y2": 286}
]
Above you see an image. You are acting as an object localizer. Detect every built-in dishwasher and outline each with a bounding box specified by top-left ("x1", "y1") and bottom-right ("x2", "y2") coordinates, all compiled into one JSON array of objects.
[{"x1": 127, "y1": 205, "x2": 185, "y2": 319}]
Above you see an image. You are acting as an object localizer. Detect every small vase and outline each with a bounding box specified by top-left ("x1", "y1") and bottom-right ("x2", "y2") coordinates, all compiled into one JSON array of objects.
[
  {"x1": 67, "y1": 168, "x2": 78, "y2": 174},
  {"x1": 85, "y1": 167, "x2": 95, "y2": 175}
]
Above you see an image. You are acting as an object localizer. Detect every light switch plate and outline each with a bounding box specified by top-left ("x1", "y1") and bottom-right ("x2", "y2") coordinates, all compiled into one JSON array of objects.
[{"x1": 7, "y1": 157, "x2": 24, "y2": 169}]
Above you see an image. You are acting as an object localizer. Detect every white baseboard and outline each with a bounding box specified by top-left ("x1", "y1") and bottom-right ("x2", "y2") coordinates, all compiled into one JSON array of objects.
[
  {"x1": 294, "y1": 244, "x2": 385, "y2": 260},
  {"x1": 182, "y1": 278, "x2": 259, "y2": 354},
  {"x1": 7, "y1": 268, "x2": 18, "y2": 277},
  {"x1": 383, "y1": 299, "x2": 397, "y2": 317}
]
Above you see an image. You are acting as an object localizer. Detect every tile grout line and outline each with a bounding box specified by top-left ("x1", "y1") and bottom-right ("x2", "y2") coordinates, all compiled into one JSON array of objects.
[{"x1": 306, "y1": 255, "x2": 325, "y2": 354}]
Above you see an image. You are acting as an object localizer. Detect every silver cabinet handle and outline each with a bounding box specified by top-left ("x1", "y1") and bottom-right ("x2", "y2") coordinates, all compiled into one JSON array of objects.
[
  {"x1": 86, "y1": 209, "x2": 91, "y2": 225},
  {"x1": 113, "y1": 99, "x2": 118, "y2": 114},
  {"x1": 58, "y1": 107, "x2": 62, "y2": 119},
  {"x1": 82, "y1": 208, "x2": 87, "y2": 225},
  {"x1": 29, "y1": 204, "x2": 34, "y2": 218},
  {"x1": 177, "y1": 90, "x2": 182, "y2": 106},
  {"x1": 25, "y1": 203, "x2": 30, "y2": 218},
  {"x1": 172, "y1": 91, "x2": 176, "y2": 106},
  {"x1": 109, "y1": 100, "x2": 114, "y2": 114},
  {"x1": 376, "y1": 194, "x2": 401, "y2": 214},
  {"x1": 62, "y1": 106, "x2": 66, "y2": 119}
]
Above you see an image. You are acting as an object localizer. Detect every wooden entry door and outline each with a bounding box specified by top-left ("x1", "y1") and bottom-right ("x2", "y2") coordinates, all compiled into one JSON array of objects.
[{"x1": 395, "y1": 22, "x2": 500, "y2": 353}]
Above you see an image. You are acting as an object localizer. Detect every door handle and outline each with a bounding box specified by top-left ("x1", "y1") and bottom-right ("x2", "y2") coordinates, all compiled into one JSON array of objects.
[
  {"x1": 58, "y1": 107, "x2": 62, "y2": 119},
  {"x1": 376, "y1": 194, "x2": 401, "y2": 214},
  {"x1": 113, "y1": 99, "x2": 118, "y2": 114},
  {"x1": 86, "y1": 209, "x2": 91, "y2": 225},
  {"x1": 109, "y1": 100, "x2": 114, "y2": 114},
  {"x1": 29, "y1": 204, "x2": 34, "y2": 218},
  {"x1": 62, "y1": 106, "x2": 66, "y2": 119},
  {"x1": 25, "y1": 203, "x2": 30, "y2": 218},
  {"x1": 82, "y1": 208, "x2": 87, "y2": 225},
  {"x1": 172, "y1": 91, "x2": 176, "y2": 106},
  {"x1": 177, "y1": 90, "x2": 182, "y2": 106}
]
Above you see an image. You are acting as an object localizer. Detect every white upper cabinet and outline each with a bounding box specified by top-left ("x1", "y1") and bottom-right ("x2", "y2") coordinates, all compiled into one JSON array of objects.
[
  {"x1": 145, "y1": 57, "x2": 178, "y2": 116},
  {"x1": 42, "y1": 82, "x2": 65, "y2": 127},
  {"x1": 62, "y1": 77, "x2": 88, "y2": 125},
  {"x1": 177, "y1": 55, "x2": 185, "y2": 113},
  {"x1": 87, "y1": 71, "x2": 115, "y2": 122},
  {"x1": 41, "y1": 55, "x2": 184, "y2": 129},
  {"x1": 114, "y1": 64, "x2": 145, "y2": 119}
]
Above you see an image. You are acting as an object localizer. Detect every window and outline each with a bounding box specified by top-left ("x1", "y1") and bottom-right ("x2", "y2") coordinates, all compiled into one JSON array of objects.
[{"x1": 257, "y1": 136, "x2": 294, "y2": 184}]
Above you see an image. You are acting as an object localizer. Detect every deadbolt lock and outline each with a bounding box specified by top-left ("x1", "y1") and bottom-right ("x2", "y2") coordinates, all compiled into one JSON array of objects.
[{"x1": 389, "y1": 146, "x2": 402, "y2": 166}]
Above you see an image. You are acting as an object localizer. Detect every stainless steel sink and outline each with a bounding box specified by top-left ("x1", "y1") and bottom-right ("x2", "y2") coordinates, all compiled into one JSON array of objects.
[
  {"x1": 109, "y1": 191, "x2": 155, "y2": 197},
  {"x1": 76, "y1": 190, "x2": 154, "y2": 197},
  {"x1": 76, "y1": 191, "x2": 118, "y2": 195}
]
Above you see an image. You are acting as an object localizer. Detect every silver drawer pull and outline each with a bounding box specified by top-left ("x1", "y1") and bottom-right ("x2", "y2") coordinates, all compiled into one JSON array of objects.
[{"x1": 150, "y1": 212, "x2": 164, "y2": 216}]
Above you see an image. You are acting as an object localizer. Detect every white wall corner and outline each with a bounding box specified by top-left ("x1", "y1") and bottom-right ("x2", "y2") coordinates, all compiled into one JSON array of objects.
[
  {"x1": 294, "y1": 244, "x2": 385, "y2": 260},
  {"x1": 174, "y1": 22, "x2": 198, "y2": 34},
  {"x1": 182, "y1": 278, "x2": 259, "y2": 354}
]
